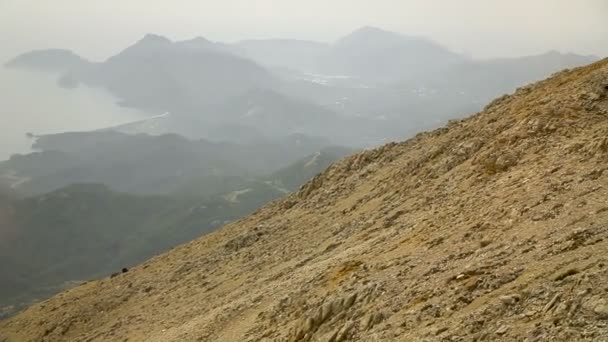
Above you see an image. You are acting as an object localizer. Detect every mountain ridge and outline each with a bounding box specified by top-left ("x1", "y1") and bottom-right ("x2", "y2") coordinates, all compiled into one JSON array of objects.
[{"x1": 5, "y1": 28, "x2": 598, "y2": 148}]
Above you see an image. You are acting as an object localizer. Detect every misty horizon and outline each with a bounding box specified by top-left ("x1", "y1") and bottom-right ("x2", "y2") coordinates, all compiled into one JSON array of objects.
[
  {"x1": 3, "y1": 26, "x2": 603, "y2": 66},
  {"x1": 2, "y1": 2, "x2": 608, "y2": 336},
  {"x1": 0, "y1": 68, "x2": 145, "y2": 160},
  {"x1": 2, "y1": 0, "x2": 607, "y2": 63},
  {"x1": 1, "y1": 22, "x2": 601, "y2": 161}
]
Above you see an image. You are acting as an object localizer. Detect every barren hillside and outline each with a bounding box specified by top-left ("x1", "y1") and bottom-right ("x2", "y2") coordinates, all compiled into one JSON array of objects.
[{"x1": 2, "y1": 59, "x2": 608, "y2": 341}]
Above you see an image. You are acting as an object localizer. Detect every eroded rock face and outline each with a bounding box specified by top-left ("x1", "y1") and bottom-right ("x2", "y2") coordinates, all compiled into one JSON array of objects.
[{"x1": 3, "y1": 60, "x2": 608, "y2": 342}]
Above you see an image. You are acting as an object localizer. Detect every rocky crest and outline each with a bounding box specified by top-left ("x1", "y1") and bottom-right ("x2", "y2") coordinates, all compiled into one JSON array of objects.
[{"x1": 2, "y1": 59, "x2": 608, "y2": 341}]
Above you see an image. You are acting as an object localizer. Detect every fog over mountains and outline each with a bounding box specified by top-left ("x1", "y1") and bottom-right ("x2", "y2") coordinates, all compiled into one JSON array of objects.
[
  {"x1": 6, "y1": 27, "x2": 598, "y2": 147},
  {"x1": 0, "y1": 68, "x2": 145, "y2": 161},
  {"x1": 3, "y1": 56, "x2": 608, "y2": 341},
  {"x1": 0, "y1": 25, "x2": 601, "y2": 321}
]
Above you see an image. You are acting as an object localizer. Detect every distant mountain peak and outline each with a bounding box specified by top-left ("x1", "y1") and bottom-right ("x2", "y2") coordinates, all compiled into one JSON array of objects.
[
  {"x1": 325, "y1": 26, "x2": 466, "y2": 80},
  {"x1": 138, "y1": 33, "x2": 172, "y2": 45},
  {"x1": 350, "y1": 26, "x2": 394, "y2": 35},
  {"x1": 334, "y1": 26, "x2": 429, "y2": 51},
  {"x1": 188, "y1": 36, "x2": 212, "y2": 44},
  {"x1": 5, "y1": 49, "x2": 89, "y2": 71},
  {"x1": 539, "y1": 50, "x2": 595, "y2": 59},
  {"x1": 176, "y1": 36, "x2": 216, "y2": 49},
  {"x1": 107, "y1": 33, "x2": 174, "y2": 61},
  {"x1": 339, "y1": 26, "x2": 412, "y2": 42}
]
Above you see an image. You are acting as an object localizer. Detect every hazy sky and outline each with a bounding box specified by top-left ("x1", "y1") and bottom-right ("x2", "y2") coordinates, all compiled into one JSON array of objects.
[{"x1": 1, "y1": 0, "x2": 607, "y2": 62}]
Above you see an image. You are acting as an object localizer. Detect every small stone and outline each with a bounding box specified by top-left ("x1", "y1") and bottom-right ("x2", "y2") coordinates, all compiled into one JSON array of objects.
[
  {"x1": 327, "y1": 330, "x2": 339, "y2": 342},
  {"x1": 554, "y1": 301, "x2": 571, "y2": 316},
  {"x1": 495, "y1": 325, "x2": 509, "y2": 335},
  {"x1": 577, "y1": 288, "x2": 592, "y2": 297},
  {"x1": 589, "y1": 92, "x2": 601, "y2": 101},
  {"x1": 303, "y1": 317, "x2": 315, "y2": 333},
  {"x1": 331, "y1": 298, "x2": 344, "y2": 313},
  {"x1": 293, "y1": 328, "x2": 305, "y2": 340},
  {"x1": 499, "y1": 294, "x2": 521, "y2": 306},
  {"x1": 479, "y1": 239, "x2": 492, "y2": 248},
  {"x1": 434, "y1": 327, "x2": 449, "y2": 335},
  {"x1": 553, "y1": 268, "x2": 579, "y2": 281},
  {"x1": 336, "y1": 321, "x2": 354, "y2": 341},
  {"x1": 495, "y1": 153, "x2": 518, "y2": 171},
  {"x1": 362, "y1": 314, "x2": 374, "y2": 330},
  {"x1": 321, "y1": 303, "x2": 333, "y2": 322},
  {"x1": 313, "y1": 308, "x2": 324, "y2": 325},
  {"x1": 344, "y1": 293, "x2": 357, "y2": 309},
  {"x1": 369, "y1": 312, "x2": 385, "y2": 329},
  {"x1": 464, "y1": 277, "x2": 479, "y2": 291},
  {"x1": 594, "y1": 301, "x2": 608, "y2": 319},
  {"x1": 543, "y1": 294, "x2": 561, "y2": 312}
]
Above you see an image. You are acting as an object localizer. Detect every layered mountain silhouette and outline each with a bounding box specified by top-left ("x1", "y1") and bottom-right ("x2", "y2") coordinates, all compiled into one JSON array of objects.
[
  {"x1": 6, "y1": 27, "x2": 597, "y2": 147},
  {"x1": 2, "y1": 55, "x2": 607, "y2": 341},
  {"x1": 233, "y1": 27, "x2": 465, "y2": 80},
  {"x1": 410, "y1": 50, "x2": 600, "y2": 102},
  {"x1": 318, "y1": 26, "x2": 466, "y2": 81}
]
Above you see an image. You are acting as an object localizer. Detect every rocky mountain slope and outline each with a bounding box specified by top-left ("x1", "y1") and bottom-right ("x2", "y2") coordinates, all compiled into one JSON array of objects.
[{"x1": 2, "y1": 59, "x2": 608, "y2": 341}]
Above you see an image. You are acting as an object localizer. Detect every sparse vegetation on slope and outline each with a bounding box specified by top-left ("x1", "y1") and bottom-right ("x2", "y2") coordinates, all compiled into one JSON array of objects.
[{"x1": 2, "y1": 59, "x2": 608, "y2": 341}]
